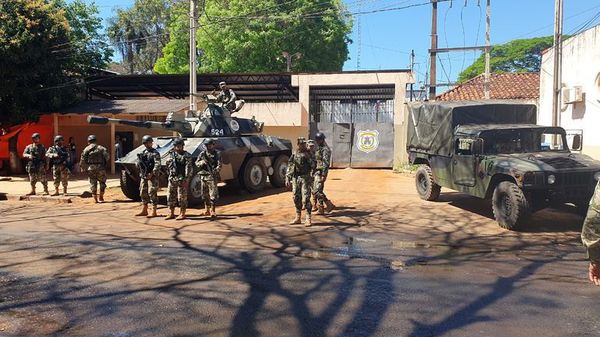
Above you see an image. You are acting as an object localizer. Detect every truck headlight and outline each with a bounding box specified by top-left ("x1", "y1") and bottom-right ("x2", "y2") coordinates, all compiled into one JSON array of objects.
[
  {"x1": 595, "y1": 172, "x2": 600, "y2": 181},
  {"x1": 547, "y1": 174, "x2": 556, "y2": 185}
]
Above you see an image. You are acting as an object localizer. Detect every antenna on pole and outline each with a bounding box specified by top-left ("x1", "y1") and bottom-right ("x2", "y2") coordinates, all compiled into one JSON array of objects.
[{"x1": 356, "y1": 0, "x2": 363, "y2": 70}]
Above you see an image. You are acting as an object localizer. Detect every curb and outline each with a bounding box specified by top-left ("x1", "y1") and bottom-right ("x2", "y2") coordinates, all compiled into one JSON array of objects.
[{"x1": 5, "y1": 194, "x2": 73, "y2": 204}]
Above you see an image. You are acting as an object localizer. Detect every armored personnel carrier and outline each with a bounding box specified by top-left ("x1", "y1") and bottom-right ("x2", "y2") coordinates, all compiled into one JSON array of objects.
[{"x1": 88, "y1": 97, "x2": 292, "y2": 205}]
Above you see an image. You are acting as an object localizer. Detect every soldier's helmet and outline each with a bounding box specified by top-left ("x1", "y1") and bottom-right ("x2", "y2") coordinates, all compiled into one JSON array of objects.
[
  {"x1": 173, "y1": 138, "x2": 185, "y2": 146},
  {"x1": 205, "y1": 138, "x2": 216, "y2": 145},
  {"x1": 32, "y1": 132, "x2": 40, "y2": 139},
  {"x1": 315, "y1": 132, "x2": 326, "y2": 140},
  {"x1": 54, "y1": 135, "x2": 64, "y2": 143},
  {"x1": 307, "y1": 139, "x2": 315, "y2": 146},
  {"x1": 87, "y1": 135, "x2": 97, "y2": 143},
  {"x1": 297, "y1": 137, "x2": 307, "y2": 145},
  {"x1": 219, "y1": 81, "x2": 227, "y2": 88},
  {"x1": 142, "y1": 135, "x2": 153, "y2": 143}
]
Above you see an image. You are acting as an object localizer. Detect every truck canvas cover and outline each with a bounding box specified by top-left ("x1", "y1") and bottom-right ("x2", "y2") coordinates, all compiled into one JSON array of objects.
[{"x1": 407, "y1": 101, "x2": 537, "y2": 156}]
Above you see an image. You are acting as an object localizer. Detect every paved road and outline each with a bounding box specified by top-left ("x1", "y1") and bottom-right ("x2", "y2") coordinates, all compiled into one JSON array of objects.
[{"x1": 0, "y1": 170, "x2": 599, "y2": 337}]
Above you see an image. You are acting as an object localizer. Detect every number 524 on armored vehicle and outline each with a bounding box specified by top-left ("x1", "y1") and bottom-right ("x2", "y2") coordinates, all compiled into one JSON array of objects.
[{"x1": 407, "y1": 102, "x2": 600, "y2": 230}]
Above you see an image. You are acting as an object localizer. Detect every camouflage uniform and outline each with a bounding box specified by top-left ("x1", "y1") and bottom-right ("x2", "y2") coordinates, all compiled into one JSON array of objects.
[
  {"x1": 313, "y1": 142, "x2": 332, "y2": 207},
  {"x1": 216, "y1": 88, "x2": 237, "y2": 111},
  {"x1": 137, "y1": 147, "x2": 161, "y2": 206},
  {"x1": 81, "y1": 144, "x2": 109, "y2": 195},
  {"x1": 582, "y1": 181, "x2": 600, "y2": 263},
  {"x1": 286, "y1": 149, "x2": 316, "y2": 212},
  {"x1": 195, "y1": 149, "x2": 222, "y2": 206},
  {"x1": 46, "y1": 144, "x2": 71, "y2": 191},
  {"x1": 166, "y1": 150, "x2": 193, "y2": 209},
  {"x1": 23, "y1": 143, "x2": 48, "y2": 192}
]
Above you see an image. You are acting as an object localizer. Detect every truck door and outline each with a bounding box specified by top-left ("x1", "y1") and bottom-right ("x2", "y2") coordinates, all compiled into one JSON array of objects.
[{"x1": 452, "y1": 138, "x2": 477, "y2": 187}]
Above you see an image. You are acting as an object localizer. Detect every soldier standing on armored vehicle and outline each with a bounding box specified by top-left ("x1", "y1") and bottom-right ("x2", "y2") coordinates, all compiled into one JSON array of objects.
[
  {"x1": 165, "y1": 138, "x2": 193, "y2": 220},
  {"x1": 196, "y1": 139, "x2": 222, "y2": 219},
  {"x1": 46, "y1": 135, "x2": 71, "y2": 196},
  {"x1": 135, "y1": 135, "x2": 161, "y2": 218},
  {"x1": 582, "y1": 180, "x2": 600, "y2": 286},
  {"x1": 81, "y1": 135, "x2": 109, "y2": 203},
  {"x1": 212, "y1": 81, "x2": 237, "y2": 112},
  {"x1": 313, "y1": 132, "x2": 335, "y2": 214},
  {"x1": 286, "y1": 137, "x2": 316, "y2": 227},
  {"x1": 23, "y1": 132, "x2": 49, "y2": 195}
]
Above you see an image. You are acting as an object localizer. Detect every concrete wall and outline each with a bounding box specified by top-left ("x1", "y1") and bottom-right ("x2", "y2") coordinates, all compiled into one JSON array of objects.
[
  {"x1": 235, "y1": 102, "x2": 303, "y2": 126},
  {"x1": 540, "y1": 25, "x2": 600, "y2": 160}
]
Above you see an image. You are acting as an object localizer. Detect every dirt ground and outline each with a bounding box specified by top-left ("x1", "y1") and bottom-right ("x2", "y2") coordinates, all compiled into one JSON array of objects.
[{"x1": 0, "y1": 169, "x2": 599, "y2": 337}]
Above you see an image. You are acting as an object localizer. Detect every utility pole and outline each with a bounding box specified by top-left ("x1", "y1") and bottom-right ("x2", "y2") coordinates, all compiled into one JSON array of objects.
[
  {"x1": 484, "y1": 0, "x2": 491, "y2": 99},
  {"x1": 429, "y1": 0, "x2": 438, "y2": 100},
  {"x1": 189, "y1": 0, "x2": 198, "y2": 115},
  {"x1": 552, "y1": 0, "x2": 563, "y2": 129},
  {"x1": 282, "y1": 52, "x2": 302, "y2": 72},
  {"x1": 410, "y1": 49, "x2": 415, "y2": 101}
]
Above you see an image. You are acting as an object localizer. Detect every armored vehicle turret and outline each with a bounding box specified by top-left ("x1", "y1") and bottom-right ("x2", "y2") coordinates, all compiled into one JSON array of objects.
[{"x1": 88, "y1": 98, "x2": 292, "y2": 205}]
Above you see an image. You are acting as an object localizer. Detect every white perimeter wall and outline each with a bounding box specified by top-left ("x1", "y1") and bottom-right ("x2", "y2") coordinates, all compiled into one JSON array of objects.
[{"x1": 540, "y1": 25, "x2": 600, "y2": 160}]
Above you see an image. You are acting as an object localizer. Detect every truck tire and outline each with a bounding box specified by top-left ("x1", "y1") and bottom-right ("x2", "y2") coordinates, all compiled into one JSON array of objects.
[
  {"x1": 242, "y1": 157, "x2": 267, "y2": 193},
  {"x1": 415, "y1": 165, "x2": 441, "y2": 201},
  {"x1": 492, "y1": 181, "x2": 531, "y2": 230},
  {"x1": 269, "y1": 155, "x2": 289, "y2": 188},
  {"x1": 187, "y1": 168, "x2": 204, "y2": 206},
  {"x1": 120, "y1": 169, "x2": 141, "y2": 201}
]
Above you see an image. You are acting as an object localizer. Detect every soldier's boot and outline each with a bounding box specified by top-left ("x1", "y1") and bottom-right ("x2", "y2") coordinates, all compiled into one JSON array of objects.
[
  {"x1": 289, "y1": 211, "x2": 302, "y2": 225},
  {"x1": 305, "y1": 213, "x2": 312, "y2": 227},
  {"x1": 176, "y1": 208, "x2": 187, "y2": 220},
  {"x1": 147, "y1": 205, "x2": 158, "y2": 218},
  {"x1": 317, "y1": 204, "x2": 325, "y2": 215},
  {"x1": 136, "y1": 204, "x2": 149, "y2": 216},
  {"x1": 63, "y1": 187, "x2": 68, "y2": 195},
  {"x1": 312, "y1": 198, "x2": 318, "y2": 212},
  {"x1": 98, "y1": 192, "x2": 105, "y2": 203},
  {"x1": 324, "y1": 199, "x2": 336, "y2": 214},
  {"x1": 203, "y1": 204, "x2": 211, "y2": 216},
  {"x1": 42, "y1": 185, "x2": 49, "y2": 195},
  {"x1": 210, "y1": 205, "x2": 216, "y2": 220},
  {"x1": 26, "y1": 187, "x2": 36, "y2": 196},
  {"x1": 51, "y1": 188, "x2": 60, "y2": 196},
  {"x1": 93, "y1": 194, "x2": 98, "y2": 203},
  {"x1": 164, "y1": 208, "x2": 176, "y2": 220}
]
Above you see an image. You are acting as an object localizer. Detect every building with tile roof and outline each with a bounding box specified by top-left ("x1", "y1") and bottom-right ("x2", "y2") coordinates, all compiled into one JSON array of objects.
[{"x1": 436, "y1": 72, "x2": 540, "y2": 102}]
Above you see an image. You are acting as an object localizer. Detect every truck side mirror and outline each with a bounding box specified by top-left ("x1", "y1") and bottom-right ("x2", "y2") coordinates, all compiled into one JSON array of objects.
[
  {"x1": 471, "y1": 138, "x2": 484, "y2": 156},
  {"x1": 571, "y1": 134, "x2": 582, "y2": 151}
]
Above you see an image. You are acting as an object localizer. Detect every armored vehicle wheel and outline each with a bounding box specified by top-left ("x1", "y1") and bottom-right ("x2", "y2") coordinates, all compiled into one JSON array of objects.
[
  {"x1": 415, "y1": 165, "x2": 441, "y2": 201},
  {"x1": 492, "y1": 181, "x2": 531, "y2": 230},
  {"x1": 242, "y1": 157, "x2": 267, "y2": 193},
  {"x1": 270, "y1": 155, "x2": 289, "y2": 188},
  {"x1": 188, "y1": 171, "x2": 204, "y2": 206},
  {"x1": 120, "y1": 169, "x2": 141, "y2": 201}
]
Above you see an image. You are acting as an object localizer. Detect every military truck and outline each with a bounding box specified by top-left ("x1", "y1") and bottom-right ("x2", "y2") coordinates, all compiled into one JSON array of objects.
[
  {"x1": 407, "y1": 101, "x2": 600, "y2": 230},
  {"x1": 88, "y1": 97, "x2": 292, "y2": 205}
]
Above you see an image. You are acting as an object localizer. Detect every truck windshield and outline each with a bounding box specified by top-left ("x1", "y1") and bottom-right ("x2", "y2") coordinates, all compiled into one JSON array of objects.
[{"x1": 482, "y1": 129, "x2": 567, "y2": 154}]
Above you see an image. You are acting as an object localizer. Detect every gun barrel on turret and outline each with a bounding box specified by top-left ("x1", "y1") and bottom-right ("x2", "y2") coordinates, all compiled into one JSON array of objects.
[{"x1": 87, "y1": 115, "x2": 195, "y2": 137}]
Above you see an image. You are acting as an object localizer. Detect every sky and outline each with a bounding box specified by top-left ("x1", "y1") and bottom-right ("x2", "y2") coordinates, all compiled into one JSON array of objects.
[{"x1": 91, "y1": 0, "x2": 600, "y2": 89}]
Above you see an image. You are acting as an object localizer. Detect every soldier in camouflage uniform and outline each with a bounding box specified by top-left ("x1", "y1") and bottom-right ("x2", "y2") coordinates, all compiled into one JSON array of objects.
[
  {"x1": 582, "y1": 180, "x2": 600, "y2": 286},
  {"x1": 22, "y1": 133, "x2": 49, "y2": 195},
  {"x1": 165, "y1": 138, "x2": 193, "y2": 220},
  {"x1": 136, "y1": 135, "x2": 161, "y2": 218},
  {"x1": 46, "y1": 135, "x2": 71, "y2": 196},
  {"x1": 80, "y1": 135, "x2": 109, "y2": 203},
  {"x1": 313, "y1": 132, "x2": 335, "y2": 214},
  {"x1": 196, "y1": 139, "x2": 222, "y2": 219},
  {"x1": 286, "y1": 137, "x2": 316, "y2": 227}
]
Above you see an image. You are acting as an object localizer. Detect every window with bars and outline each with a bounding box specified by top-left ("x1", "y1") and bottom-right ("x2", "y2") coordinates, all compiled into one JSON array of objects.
[{"x1": 312, "y1": 99, "x2": 394, "y2": 123}]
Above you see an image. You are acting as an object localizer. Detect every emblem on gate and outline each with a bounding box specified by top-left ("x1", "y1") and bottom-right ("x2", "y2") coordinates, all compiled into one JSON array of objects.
[{"x1": 356, "y1": 130, "x2": 379, "y2": 153}]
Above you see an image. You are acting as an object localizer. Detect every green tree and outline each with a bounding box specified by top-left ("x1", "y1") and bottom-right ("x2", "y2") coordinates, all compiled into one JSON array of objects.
[
  {"x1": 154, "y1": 0, "x2": 352, "y2": 74},
  {"x1": 107, "y1": 0, "x2": 171, "y2": 74},
  {"x1": 458, "y1": 36, "x2": 555, "y2": 82},
  {"x1": 0, "y1": 0, "x2": 111, "y2": 124}
]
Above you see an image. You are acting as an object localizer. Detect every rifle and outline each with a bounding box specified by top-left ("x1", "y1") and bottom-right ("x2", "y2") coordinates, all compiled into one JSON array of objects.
[
  {"x1": 199, "y1": 151, "x2": 221, "y2": 181},
  {"x1": 137, "y1": 152, "x2": 149, "y2": 177}
]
